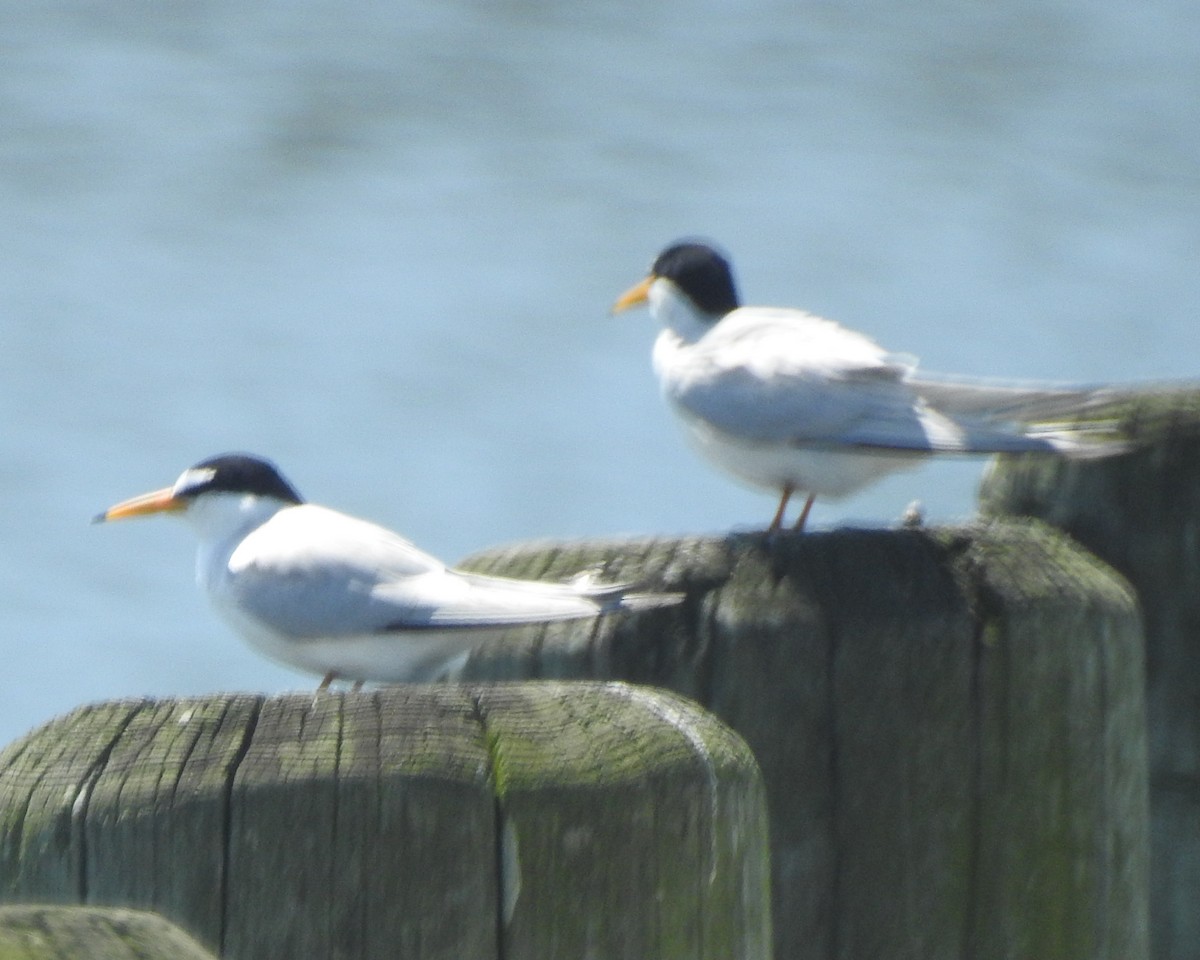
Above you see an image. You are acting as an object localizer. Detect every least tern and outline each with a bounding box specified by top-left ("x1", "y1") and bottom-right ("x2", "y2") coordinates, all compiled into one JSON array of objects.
[
  {"x1": 613, "y1": 239, "x2": 1135, "y2": 531},
  {"x1": 96, "y1": 454, "x2": 679, "y2": 688}
]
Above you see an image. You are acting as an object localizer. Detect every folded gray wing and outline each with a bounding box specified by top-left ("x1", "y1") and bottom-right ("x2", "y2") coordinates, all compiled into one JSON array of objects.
[
  {"x1": 670, "y1": 350, "x2": 929, "y2": 446},
  {"x1": 384, "y1": 570, "x2": 606, "y2": 629},
  {"x1": 908, "y1": 373, "x2": 1125, "y2": 421},
  {"x1": 671, "y1": 357, "x2": 1115, "y2": 455},
  {"x1": 224, "y1": 506, "x2": 456, "y2": 638}
]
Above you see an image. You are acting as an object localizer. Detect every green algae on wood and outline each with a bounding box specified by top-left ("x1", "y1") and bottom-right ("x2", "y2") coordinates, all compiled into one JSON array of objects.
[
  {"x1": 0, "y1": 905, "x2": 217, "y2": 960},
  {"x1": 460, "y1": 522, "x2": 1149, "y2": 960},
  {"x1": 471, "y1": 683, "x2": 770, "y2": 960},
  {"x1": 0, "y1": 683, "x2": 769, "y2": 960},
  {"x1": 982, "y1": 391, "x2": 1200, "y2": 960}
]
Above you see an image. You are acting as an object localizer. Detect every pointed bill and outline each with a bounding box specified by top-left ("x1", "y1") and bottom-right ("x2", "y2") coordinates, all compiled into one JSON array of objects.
[
  {"x1": 611, "y1": 276, "x2": 653, "y2": 314},
  {"x1": 93, "y1": 486, "x2": 185, "y2": 523}
]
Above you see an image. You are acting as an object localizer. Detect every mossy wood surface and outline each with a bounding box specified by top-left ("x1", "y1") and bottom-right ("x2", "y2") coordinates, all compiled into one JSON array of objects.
[
  {"x1": 0, "y1": 683, "x2": 769, "y2": 960},
  {"x1": 981, "y1": 392, "x2": 1200, "y2": 960},
  {"x1": 460, "y1": 521, "x2": 1149, "y2": 960},
  {"x1": 0, "y1": 905, "x2": 217, "y2": 960}
]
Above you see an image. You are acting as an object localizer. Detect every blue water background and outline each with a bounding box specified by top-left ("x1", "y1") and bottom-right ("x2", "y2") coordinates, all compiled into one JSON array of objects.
[{"x1": 2, "y1": 0, "x2": 1198, "y2": 745}]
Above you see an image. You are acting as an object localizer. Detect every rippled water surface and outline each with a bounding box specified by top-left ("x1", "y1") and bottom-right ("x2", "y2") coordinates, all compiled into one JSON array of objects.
[{"x1": 2, "y1": 0, "x2": 1198, "y2": 744}]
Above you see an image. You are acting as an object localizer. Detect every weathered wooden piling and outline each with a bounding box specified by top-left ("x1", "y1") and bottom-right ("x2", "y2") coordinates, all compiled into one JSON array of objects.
[
  {"x1": 459, "y1": 521, "x2": 1150, "y2": 960},
  {"x1": 0, "y1": 905, "x2": 219, "y2": 960},
  {"x1": 0, "y1": 683, "x2": 770, "y2": 960},
  {"x1": 980, "y1": 392, "x2": 1200, "y2": 960},
  {"x1": 0, "y1": 907, "x2": 218, "y2": 960}
]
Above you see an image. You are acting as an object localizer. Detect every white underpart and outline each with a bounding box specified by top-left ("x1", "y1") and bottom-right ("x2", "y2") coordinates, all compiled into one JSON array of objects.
[{"x1": 674, "y1": 413, "x2": 928, "y2": 500}]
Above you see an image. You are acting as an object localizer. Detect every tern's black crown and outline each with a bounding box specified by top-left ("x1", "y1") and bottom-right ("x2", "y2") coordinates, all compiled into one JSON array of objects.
[
  {"x1": 180, "y1": 454, "x2": 305, "y2": 504},
  {"x1": 651, "y1": 240, "x2": 740, "y2": 316}
]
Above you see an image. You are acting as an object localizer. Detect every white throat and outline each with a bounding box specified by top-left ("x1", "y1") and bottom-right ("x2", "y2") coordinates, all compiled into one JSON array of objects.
[
  {"x1": 182, "y1": 491, "x2": 288, "y2": 545},
  {"x1": 648, "y1": 277, "x2": 722, "y2": 345},
  {"x1": 181, "y1": 492, "x2": 290, "y2": 593}
]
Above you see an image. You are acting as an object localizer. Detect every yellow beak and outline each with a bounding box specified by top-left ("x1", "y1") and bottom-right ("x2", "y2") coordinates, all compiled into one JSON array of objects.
[
  {"x1": 611, "y1": 276, "x2": 653, "y2": 314},
  {"x1": 93, "y1": 486, "x2": 185, "y2": 524}
]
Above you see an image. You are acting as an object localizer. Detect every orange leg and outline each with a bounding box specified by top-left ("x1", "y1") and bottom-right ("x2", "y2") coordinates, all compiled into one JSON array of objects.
[
  {"x1": 768, "y1": 486, "x2": 794, "y2": 533},
  {"x1": 793, "y1": 493, "x2": 816, "y2": 532}
]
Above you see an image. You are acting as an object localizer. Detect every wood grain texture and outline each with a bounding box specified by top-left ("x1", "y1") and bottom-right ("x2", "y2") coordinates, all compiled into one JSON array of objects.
[
  {"x1": 459, "y1": 521, "x2": 1149, "y2": 960},
  {"x1": 472, "y1": 683, "x2": 769, "y2": 959},
  {"x1": 981, "y1": 392, "x2": 1200, "y2": 960},
  {"x1": 0, "y1": 905, "x2": 217, "y2": 960},
  {"x1": 0, "y1": 683, "x2": 768, "y2": 960}
]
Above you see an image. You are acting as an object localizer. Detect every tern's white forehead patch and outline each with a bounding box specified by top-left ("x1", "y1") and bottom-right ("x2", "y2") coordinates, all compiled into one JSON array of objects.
[{"x1": 173, "y1": 466, "x2": 217, "y2": 495}]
